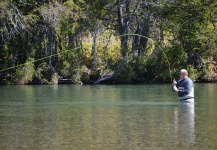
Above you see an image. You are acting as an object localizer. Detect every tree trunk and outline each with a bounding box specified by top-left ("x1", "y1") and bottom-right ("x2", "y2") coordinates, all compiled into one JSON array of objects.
[
  {"x1": 118, "y1": 0, "x2": 130, "y2": 58},
  {"x1": 91, "y1": 22, "x2": 100, "y2": 68},
  {"x1": 138, "y1": 0, "x2": 150, "y2": 56},
  {"x1": 49, "y1": 27, "x2": 55, "y2": 71},
  {"x1": 132, "y1": 24, "x2": 141, "y2": 56},
  {"x1": 92, "y1": 34, "x2": 98, "y2": 68},
  {"x1": 138, "y1": 25, "x2": 149, "y2": 56}
]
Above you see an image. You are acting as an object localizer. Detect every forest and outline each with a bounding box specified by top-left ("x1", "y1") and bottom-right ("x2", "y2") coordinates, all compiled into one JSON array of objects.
[{"x1": 0, "y1": 0, "x2": 217, "y2": 85}]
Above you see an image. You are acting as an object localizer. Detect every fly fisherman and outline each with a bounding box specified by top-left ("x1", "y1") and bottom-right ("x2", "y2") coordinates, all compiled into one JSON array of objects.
[{"x1": 172, "y1": 69, "x2": 194, "y2": 103}]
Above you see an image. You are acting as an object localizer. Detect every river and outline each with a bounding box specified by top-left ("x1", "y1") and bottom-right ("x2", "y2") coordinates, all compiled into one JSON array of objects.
[{"x1": 0, "y1": 84, "x2": 217, "y2": 149}]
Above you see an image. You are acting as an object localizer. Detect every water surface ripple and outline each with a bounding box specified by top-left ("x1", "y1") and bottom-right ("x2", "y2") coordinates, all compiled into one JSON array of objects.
[{"x1": 0, "y1": 84, "x2": 217, "y2": 149}]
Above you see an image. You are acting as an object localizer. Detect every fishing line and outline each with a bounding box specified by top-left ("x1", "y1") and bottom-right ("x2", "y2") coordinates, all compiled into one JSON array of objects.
[
  {"x1": 120, "y1": 33, "x2": 172, "y2": 81},
  {"x1": 0, "y1": 34, "x2": 172, "y2": 81},
  {"x1": 0, "y1": 46, "x2": 81, "y2": 73}
]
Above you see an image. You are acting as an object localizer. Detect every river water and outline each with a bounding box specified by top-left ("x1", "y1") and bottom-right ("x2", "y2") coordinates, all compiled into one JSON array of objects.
[{"x1": 0, "y1": 84, "x2": 217, "y2": 150}]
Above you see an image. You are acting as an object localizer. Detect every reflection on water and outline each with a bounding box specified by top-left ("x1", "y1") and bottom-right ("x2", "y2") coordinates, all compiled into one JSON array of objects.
[
  {"x1": 0, "y1": 84, "x2": 217, "y2": 149},
  {"x1": 173, "y1": 104, "x2": 195, "y2": 149}
]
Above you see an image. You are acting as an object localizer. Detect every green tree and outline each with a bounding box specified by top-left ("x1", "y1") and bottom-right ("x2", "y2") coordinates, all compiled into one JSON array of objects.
[{"x1": 163, "y1": 0, "x2": 217, "y2": 69}]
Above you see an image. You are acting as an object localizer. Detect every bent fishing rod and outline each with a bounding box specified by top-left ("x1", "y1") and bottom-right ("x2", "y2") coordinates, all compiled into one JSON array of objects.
[
  {"x1": 0, "y1": 34, "x2": 172, "y2": 81},
  {"x1": 120, "y1": 33, "x2": 172, "y2": 81}
]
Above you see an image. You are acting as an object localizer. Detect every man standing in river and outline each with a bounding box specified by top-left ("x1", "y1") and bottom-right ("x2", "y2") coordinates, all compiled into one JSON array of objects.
[{"x1": 172, "y1": 69, "x2": 194, "y2": 103}]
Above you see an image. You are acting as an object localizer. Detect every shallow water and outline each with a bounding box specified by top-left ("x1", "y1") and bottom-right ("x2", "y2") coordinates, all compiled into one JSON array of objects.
[{"x1": 0, "y1": 84, "x2": 217, "y2": 149}]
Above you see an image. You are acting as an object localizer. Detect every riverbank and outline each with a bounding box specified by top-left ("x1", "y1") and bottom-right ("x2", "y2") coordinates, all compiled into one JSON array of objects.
[{"x1": 1, "y1": 64, "x2": 217, "y2": 85}]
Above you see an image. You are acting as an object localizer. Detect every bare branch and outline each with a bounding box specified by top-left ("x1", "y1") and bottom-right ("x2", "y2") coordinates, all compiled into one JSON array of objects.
[
  {"x1": 0, "y1": 2, "x2": 35, "y2": 41},
  {"x1": 39, "y1": 2, "x2": 63, "y2": 28}
]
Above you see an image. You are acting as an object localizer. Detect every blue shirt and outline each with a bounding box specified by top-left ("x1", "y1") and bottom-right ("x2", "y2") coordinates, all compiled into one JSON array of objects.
[{"x1": 175, "y1": 77, "x2": 194, "y2": 99}]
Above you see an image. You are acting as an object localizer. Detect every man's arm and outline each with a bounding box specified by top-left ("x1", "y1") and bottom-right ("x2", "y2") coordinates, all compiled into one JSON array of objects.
[
  {"x1": 172, "y1": 79, "x2": 179, "y2": 92},
  {"x1": 172, "y1": 85, "x2": 179, "y2": 92}
]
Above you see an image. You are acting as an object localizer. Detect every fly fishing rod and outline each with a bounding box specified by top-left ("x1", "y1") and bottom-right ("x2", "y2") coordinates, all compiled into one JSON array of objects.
[{"x1": 0, "y1": 34, "x2": 172, "y2": 82}]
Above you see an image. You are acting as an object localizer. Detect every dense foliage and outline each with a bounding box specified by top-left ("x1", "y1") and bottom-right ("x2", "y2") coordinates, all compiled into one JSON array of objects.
[{"x1": 0, "y1": 0, "x2": 216, "y2": 84}]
